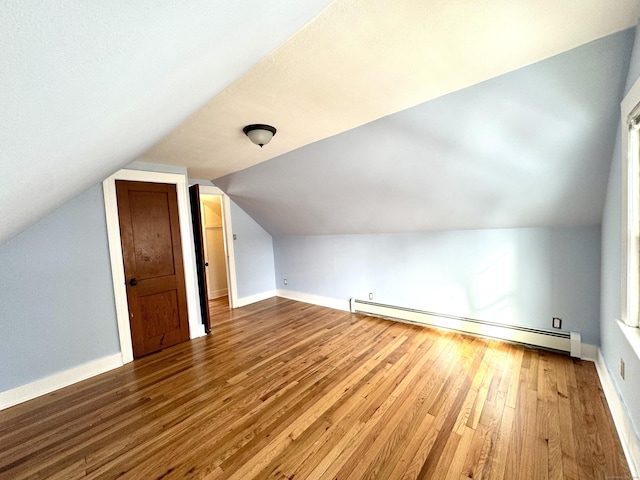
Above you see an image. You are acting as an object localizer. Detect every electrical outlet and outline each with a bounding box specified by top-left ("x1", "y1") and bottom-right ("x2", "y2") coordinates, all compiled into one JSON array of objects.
[
  {"x1": 552, "y1": 317, "x2": 562, "y2": 329},
  {"x1": 283, "y1": 279, "x2": 287, "y2": 286},
  {"x1": 369, "y1": 292, "x2": 373, "y2": 301},
  {"x1": 621, "y1": 358, "x2": 626, "y2": 380}
]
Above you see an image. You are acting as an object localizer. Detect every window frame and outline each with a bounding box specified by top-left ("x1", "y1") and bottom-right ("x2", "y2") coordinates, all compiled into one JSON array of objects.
[{"x1": 621, "y1": 77, "x2": 640, "y2": 327}]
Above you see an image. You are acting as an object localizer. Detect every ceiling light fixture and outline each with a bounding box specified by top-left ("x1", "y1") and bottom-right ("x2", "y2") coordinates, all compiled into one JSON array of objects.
[{"x1": 243, "y1": 124, "x2": 277, "y2": 147}]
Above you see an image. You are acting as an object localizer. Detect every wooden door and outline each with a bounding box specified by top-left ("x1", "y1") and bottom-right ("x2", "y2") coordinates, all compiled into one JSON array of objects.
[
  {"x1": 116, "y1": 180, "x2": 190, "y2": 358},
  {"x1": 189, "y1": 184, "x2": 211, "y2": 333}
]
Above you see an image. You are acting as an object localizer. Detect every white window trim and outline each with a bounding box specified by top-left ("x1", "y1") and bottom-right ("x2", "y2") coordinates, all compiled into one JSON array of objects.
[{"x1": 622, "y1": 77, "x2": 640, "y2": 327}]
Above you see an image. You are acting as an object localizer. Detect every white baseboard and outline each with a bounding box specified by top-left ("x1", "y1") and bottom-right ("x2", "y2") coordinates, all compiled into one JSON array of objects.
[
  {"x1": 595, "y1": 349, "x2": 640, "y2": 476},
  {"x1": 581, "y1": 343, "x2": 598, "y2": 361},
  {"x1": 276, "y1": 289, "x2": 350, "y2": 311},
  {"x1": 0, "y1": 353, "x2": 123, "y2": 411},
  {"x1": 236, "y1": 289, "x2": 277, "y2": 308}
]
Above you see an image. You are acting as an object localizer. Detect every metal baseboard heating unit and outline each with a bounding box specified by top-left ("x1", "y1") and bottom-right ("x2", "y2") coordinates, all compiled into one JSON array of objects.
[{"x1": 350, "y1": 298, "x2": 581, "y2": 357}]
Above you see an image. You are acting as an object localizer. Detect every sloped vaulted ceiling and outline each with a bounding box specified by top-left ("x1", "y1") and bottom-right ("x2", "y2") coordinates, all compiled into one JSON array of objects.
[
  {"x1": 143, "y1": 0, "x2": 640, "y2": 235},
  {"x1": 2, "y1": 1, "x2": 640, "y2": 243},
  {"x1": 215, "y1": 29, "x2": 635, "y2": 235},
  {"x1": 0, "y1": 1, "x2": 332, "y2": 244},
  {"x1": 143, "y1": 0, "x2": 640, "y2": 179}
]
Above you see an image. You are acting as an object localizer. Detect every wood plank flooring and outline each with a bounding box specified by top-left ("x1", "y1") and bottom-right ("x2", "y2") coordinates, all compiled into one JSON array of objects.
[{"x1": 0, "y1": 297, "x2": 632, "y2": 479}]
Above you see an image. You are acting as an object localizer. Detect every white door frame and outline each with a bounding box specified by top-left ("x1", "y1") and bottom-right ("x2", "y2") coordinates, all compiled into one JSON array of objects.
[
  {"x1": 198, "y1": 186, "x2": 238, "y2": 309},
  {"x1": 103, "y1": 169, "x2": 205, "y2": 364}
]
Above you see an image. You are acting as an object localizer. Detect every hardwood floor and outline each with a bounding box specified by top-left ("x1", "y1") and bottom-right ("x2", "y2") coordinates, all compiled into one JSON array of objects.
[{"x1": 0, "y1": 297, "x2": 631, "y2": 479}]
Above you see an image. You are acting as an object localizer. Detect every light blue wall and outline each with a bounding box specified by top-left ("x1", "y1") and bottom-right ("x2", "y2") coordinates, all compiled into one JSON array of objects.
[
  {"x1": 215, "y1": 29, "x2": 634, "y2": 236},
  {"x1": 0, "y1": 183, "x2": 120, "y2": 392},
  {"x1": 191, "y1": 179, "x2": 277, "y2": 300},
  {"x1": 0, "y1": 170, "x2": 272, "y2": 395},
  {"x1": 229, "y1": 201, "x2": 276, "y2": 299},
  {"x1": 601, "y1": 22, "x2": 640, "y2": 439},
  {"x1": 275, "y1": 226, "x2": 601, "y2": 345}
]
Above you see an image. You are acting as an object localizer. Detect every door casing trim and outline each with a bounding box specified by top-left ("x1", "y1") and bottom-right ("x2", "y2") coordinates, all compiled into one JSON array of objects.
[
  {"x1": 197, "y1": 185, "x2": 238, "y2": 309},
  {"x1": 103, "y1": 169, "x2": 205, "y2": 364}
]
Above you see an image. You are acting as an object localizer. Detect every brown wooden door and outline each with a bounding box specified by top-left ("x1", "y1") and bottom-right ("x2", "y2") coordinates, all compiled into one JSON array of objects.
[
  {"x1": 116, "y1": 180, "x2": 190, "y2": 358},
  {"x1": 189, "y1": 184, "x2": 211, "y2": 333}
]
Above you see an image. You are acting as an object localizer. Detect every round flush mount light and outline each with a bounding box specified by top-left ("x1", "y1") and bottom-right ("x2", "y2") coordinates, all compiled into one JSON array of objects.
[{"x1": 243, "y1": 124, "x2": 277, "y2": 147}]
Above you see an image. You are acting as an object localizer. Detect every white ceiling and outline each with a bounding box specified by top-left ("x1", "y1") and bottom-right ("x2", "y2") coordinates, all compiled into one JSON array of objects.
[
  {"x1": 141, "y1": 0, "x2": 640, "y2": 180},
  {"x1": 215, "y1": 29, "x2": 635, "y2": 235},
  {"x1": 2, "y1": 1, "x2": 640, "y2": 244},
  {"x1": 0, "y1": 1, "x2": 331, "y2": 244}
]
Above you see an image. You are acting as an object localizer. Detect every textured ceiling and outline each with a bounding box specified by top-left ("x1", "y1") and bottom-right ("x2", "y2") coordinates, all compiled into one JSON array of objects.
[
  {"x1": 215, "y1": 30, "x2": 635, "y2": 235},
  {"x1": 2, "y1": 1, "x2": 640, "y2": 244},
  {"x1": 142, "y1": 0, "x2": 640, "y2": 180},
  {"x1": 0, "y1": 1, "x2": 332, "y2": 244}
]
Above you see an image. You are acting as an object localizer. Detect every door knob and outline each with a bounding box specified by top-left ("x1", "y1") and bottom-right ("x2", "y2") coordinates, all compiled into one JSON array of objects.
[
  {"x1": 204, "y1": 262, "x2": 209, "y2": 267},
  {"x1": 129, "y1": 278, "x2": 138, "y2": 286}
]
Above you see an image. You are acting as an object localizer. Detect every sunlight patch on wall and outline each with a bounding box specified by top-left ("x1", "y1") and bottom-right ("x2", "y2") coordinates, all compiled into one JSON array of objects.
[
  {"x1": 426, "y1": 282, "x2": 470, "y2": 317},
  {"x1": 470, "y1": 246, "x2": 516, "y2": 324}
]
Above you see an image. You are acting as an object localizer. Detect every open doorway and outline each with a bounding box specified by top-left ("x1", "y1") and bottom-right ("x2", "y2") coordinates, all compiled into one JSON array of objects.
[
  {"x1": 200, "y1": 195, "x2": 229, "y2": 298},
  {"x1": 195, "y1": 186, "x2": 237, "y2": 315}
]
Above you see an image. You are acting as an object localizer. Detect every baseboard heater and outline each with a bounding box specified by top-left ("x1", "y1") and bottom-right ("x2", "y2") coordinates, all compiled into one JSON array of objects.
[{"x1": 350, "y1": 298, "x2": 581, "y2": 357}]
